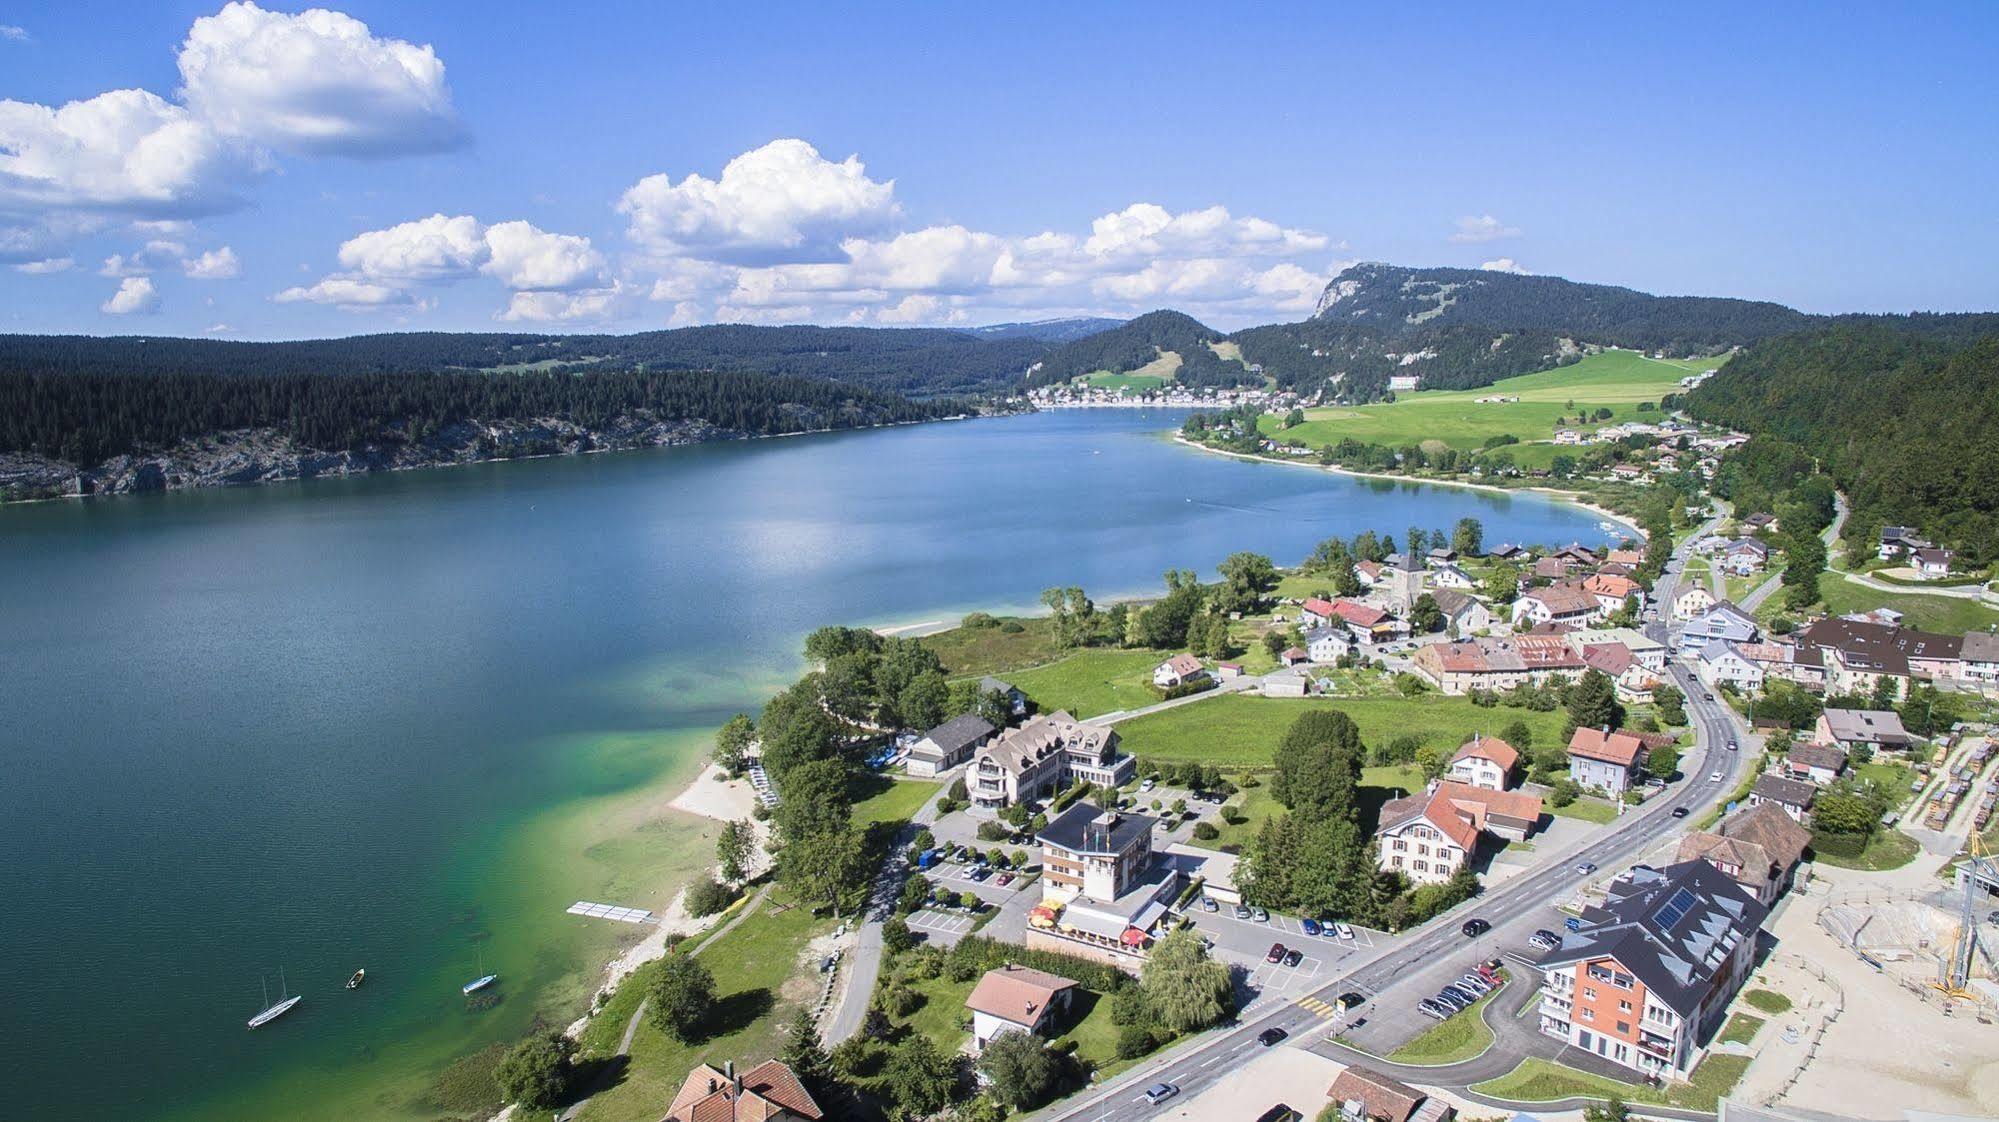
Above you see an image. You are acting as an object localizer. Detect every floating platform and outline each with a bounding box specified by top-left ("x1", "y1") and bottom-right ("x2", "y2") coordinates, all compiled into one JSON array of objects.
[{"x1": 567, "y1": 901, "x2": 654, "y2": 924}]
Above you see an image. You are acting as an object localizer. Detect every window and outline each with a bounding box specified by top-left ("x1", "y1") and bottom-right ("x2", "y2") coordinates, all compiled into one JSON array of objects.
[
  {"x1": 1619, "y1": 1000, "x2": 1632, "y2": 1013},
  {"x1": 1580, "y1": 1008, "x2": 1595, "y2": 1022},
  {"x1": 1583, "y1": 987, "x2": 1597, "y2": 1000},
  {"x1": 1616, "y1": 1021, "x2": 1630, "y2": 1034}
]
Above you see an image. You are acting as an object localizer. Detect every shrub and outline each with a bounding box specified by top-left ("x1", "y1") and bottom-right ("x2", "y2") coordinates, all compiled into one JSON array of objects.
[
  {"x1": 976, "y1": 821, "x2": 1012, "y2": 841},
  {"x1": 685, "y1": 877, "x2": 736, "y2": 918},
  {"x1": 1548, "y1": 779, "x2": 1579, "y2": 808},
  {"x1": 1192, "y1": 821, "x2": 1220, "y2": 841},
  {"x1": 1115, "y1": 1023, "x2": 1159, "y2": 1060},
  {"x1": 1000, "y1": 621, "x2": 1025, "y2": 633}
]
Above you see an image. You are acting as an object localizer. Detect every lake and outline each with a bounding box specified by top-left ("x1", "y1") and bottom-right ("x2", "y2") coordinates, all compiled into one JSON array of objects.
[{"x1": 0, "y1": 409, "x2": 1615, "y2": 1119}]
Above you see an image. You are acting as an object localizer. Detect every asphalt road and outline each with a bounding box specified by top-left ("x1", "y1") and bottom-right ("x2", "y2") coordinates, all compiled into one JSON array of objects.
[{"x1": 1041, "y1": 513, "x2": 1752, "y2": 1122}]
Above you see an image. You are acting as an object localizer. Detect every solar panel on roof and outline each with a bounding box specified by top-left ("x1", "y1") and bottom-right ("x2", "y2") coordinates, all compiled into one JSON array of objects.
[{"x1": 1654, "y1": 886, "x2": 1698, "y2": 930}]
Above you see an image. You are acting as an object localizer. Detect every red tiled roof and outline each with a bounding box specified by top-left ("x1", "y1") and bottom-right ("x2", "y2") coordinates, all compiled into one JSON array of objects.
[
  {"x1": 1331, "y1": 599, "x2": 1389, "y2": 627},
  {"x1": 966, "y1": 965, "x2": 1077, "y2": 1025},
  {"x1": 1568, "y1": 726, "x2": 1645, "y2": 767},
  {"x1": 1583, "y1": 573, "x2": 1641, "y2": 599},
  {"x1": 1302, "y1": 597, "x2": 1339, "y2": 618},
  {"x1": 1452, "y1": 734, "x2": 1519, "y2": 772}
]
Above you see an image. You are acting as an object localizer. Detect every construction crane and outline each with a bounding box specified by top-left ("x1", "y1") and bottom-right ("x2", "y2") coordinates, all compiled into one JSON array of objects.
[{"x1": 1936, "y1": 832, "x2": 1999, "y2": 999}]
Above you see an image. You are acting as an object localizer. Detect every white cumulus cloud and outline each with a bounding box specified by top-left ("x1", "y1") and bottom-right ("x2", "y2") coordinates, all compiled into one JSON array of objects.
[
  {"x1": 14, "y1": 256, "x2": 74, "y2": 274},
  {"x1": 293, "y1": 213, "x2": 607, "y2": 313},
  {"x1": 2, "y1": 24, "x2": 31, "y2": 42},
  {"x1": 273, "y1": 274, "x2": 412, "y2": 308},
  {"x1": 1478, "y1": 258, "x2": 1529, "y2": 274},
  {"x1": 617, "y1": 138, "x2": 899, "y2": 263},
  {"x1": 0, "y1": 89, "x2": 254, "y2": 217},
  {"x1": 498, "y1": 282, "x2": 632, "y2": 323},
  {"x1": 183, "y1": 245, "x2": 241, "y2": 278},
  {"x1": 176, "y1": 2, "x2": 463, "y2": 157},
  {"x1": 101, "y1": 275, "x2": 161, "y2": 314},
  {"x1": 336, "y1": 213, "x2": 485, "y2": 282},
  {"x1": 481, "y1": 220, "x2": 605, "y2": 291},
  {"x1": 1450, "y1": 214, "x2": 1522, "y2": 244}
]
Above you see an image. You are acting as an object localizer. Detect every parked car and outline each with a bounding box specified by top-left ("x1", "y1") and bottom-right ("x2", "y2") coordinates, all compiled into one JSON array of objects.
[
  {"x1": 1284, "y1": 948, "x2": 1303, "y2": 968},
  {"x1": 1432, "y1": 990, "x2": 1469, "y2": 1012},
  {"x1": 1141, "y1": 778, "x2": 1157, "y2": 791},
  {"x1": 995, "y1": 873, "x2": 1013, "y2": 887},
  {"x1": 1461, "y1": 918, "x2": 1490, "y2": 937},
  {"x1": 1266, "y1": 943, "x2": 1286, "y2": 963},
  {"x1": 1416, "y1": 999, "x2": 1450, "y2": 1019},
  {"x1": 1235, "y1": 904, "x2": 1253, "y2": 919},
  {"x1": 1334, "y1": 922, "x2": 1356, "y2": 941},
  {"x1": 1301, "y1": 917, "x2": 1321, "y2": 936},
  {"x1": 1142, "y1": 1082, "x2": 1179, "y2": 1106},
  {"x1": 1201, "y1": 897, "x2": 1220, "y2": 913},
  {"x1": 1253, "y1": 907, "x2": 1270, "y2": 923},
  {"x1": 1564, "y1": 916, "x2": 1584, "y2": 932},
  {"x1": 1257, "y1": 1026, "x2": 1289, "y2": 1047}
]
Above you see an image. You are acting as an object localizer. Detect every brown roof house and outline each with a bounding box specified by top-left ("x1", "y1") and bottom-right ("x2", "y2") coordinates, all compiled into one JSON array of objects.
[
  {"x1": 965, "y1": 964, "x2": 1078, "y2": 1051},
  {"x1": 1677, "y1": 802, "x2": 1812, "y2": 905},
  {"x1": 1749, "y1": 774, "x2": 1818, "y2": 824},
  {"x1": 1784, "y1": 743, "x2": 1848, "y2": 786},
  {"x1": 664, "y1": 1060, "x2": 822, "y2": 1122},
  {"x1": 1326, "y1": 1064, "x2": 1453, "y2": 1122},
  {"x1": 1567, "y1": 726, "x2": 1648, "y2": 797}
]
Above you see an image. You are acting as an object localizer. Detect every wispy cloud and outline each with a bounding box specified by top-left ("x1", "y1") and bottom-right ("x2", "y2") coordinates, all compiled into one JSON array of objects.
[{"x1": 1450, "y1": 214, "x2": 1522, "y2": 244}]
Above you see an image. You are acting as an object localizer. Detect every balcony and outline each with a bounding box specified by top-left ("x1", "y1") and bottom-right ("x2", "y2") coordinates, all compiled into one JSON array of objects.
[{"x1": 1637, "y1": 1034, "x2": 1676, "y2": 1060}]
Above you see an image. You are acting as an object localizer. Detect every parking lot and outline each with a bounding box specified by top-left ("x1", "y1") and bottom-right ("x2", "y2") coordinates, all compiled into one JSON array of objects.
[
  {"x1": 906, "y1": 908, "x2": 979, "y2": 947},
  {"x1": 1174, "y1": 901, "x2": 1391, "y2": 1013}
]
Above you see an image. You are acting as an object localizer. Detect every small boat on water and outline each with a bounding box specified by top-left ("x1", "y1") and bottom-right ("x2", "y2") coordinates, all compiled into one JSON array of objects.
[
  {"x1": 248, "y1": 968, "x2": 301, "y2": 1029},
  {"x1": 346, "y1": 969, "x2": 366, "y2": 990},
  {"x1": 462, "y1": 973, "x2": 497, "y2": 996}
]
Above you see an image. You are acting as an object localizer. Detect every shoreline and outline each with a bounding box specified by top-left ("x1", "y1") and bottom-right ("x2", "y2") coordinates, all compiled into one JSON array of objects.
[{"x1": 1172, "y1": 433, "x2": 1645, "y2": 542}]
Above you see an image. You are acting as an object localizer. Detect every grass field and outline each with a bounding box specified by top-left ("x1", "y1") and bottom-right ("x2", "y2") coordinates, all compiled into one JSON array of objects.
[
  {"x1": 1546, "y1": 796, "x2": 1620, "y2": 825},
  {"x1": 1811, "y1": 574, "x2": 1999, "y2": 633},
  {"x1": 1473, "y1": 1052, "x2": 1750, "y2": 1111},
  {"x1": 854, "y1": 776, "x2": 941, "y2": 824},
  {"x1": 1087, "y1": 349, "x2": 1181, "y2": 393},
  {"x1": 1386, "y1": 976, "x2": 1504, "y2": 1064},
  {"x1": 921, "y1": 616, "x2": 1065, "y2": 677},
  {"x1": 1718, "y1": 1011, "x2": 1765, "y2": 1045},
  {"x1": 1007, "y1": 647, "x2": 1175, "y2": 718},
  {"x1": 1193, "y1": 766, "x2": 1425, "y2": 851},
  {"x1": 1266, "y1": 350, "x2": 1689, "y2": 454},
  {"x1": 1114, "y1": 694, "x2": 1569, "y2": 767},
  {"x1": 579, "y1": 895, "x2": 830, "y2": 1121},
  {"x1": 1811, "y1": 826, "x2": 1921, "y2": 871},
  {"x1": 1742, "y1": 988, "x2": 1792, "y2": 1014}
]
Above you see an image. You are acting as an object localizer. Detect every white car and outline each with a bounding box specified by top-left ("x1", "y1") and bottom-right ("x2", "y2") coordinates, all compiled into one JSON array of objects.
[
  {"x1": 1708, "y1": 771, "x2": 1723, "y2": 782},
  {"x1": 1334, "y1": 922, "x2": 1356, "y2": 941}
]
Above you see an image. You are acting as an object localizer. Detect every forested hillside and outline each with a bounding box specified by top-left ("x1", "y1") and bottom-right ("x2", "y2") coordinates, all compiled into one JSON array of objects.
[
  {"x1": 1023, "y1": 310, "x2": 1235, "y2": 387},
  {"x1": 1687, "y1": 322, "x2": 1999, "y2": 560},
  {"x1": 0, "y1": 323, "x2": 1053, "y2": 398}
]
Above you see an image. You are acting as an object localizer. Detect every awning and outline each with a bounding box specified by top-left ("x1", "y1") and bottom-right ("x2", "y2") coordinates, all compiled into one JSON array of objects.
[
  {"x1": 1120, "y1": 927, "x2": 1149, "y2": 947},
  {"x1": 1058, "y1": 906, "x2": 1130, "y2": 941},
  {"x1": 1130, "y1": 898, "x2": 1170, "y2": 933}
]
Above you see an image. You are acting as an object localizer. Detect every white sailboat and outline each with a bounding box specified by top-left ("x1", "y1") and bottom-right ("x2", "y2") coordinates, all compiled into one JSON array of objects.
[
  {"x1": 247, "y1": 967, "x2": 302, "y2": 1029},
  {"x1": 461, "y1": 949, "x2": 497, "y2": 996}
]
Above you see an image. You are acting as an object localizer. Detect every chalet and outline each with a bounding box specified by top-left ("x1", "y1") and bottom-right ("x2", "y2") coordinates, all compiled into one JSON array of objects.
[
  {"x1": 1677, "y1": 602, "x2": 1758, "y2": 656},
  {"x1": 1427, "y1": 547, "x2": 1459, "y2": 564},
  {"x1": 1278, "y1": 646, "x2": 1310, "y2": 667},
  {"x1": 1610, "y1": 462, "x2": 1645, "y2": 481},
  {"x1": 1554, "y1": 429, "x2": 1585, "y2": 445},
  {"x1": 1581, "y1": 572, "x2": 1643, "y2": 615},
  {"x1": 1375, "y1": 788, "x2": 1480, "y2": 885},
  {"x1": 1412, "y1": 635, "x2": 1585, "y2": 694},
  {"x1": 666, "y1": 1060, "x2": 822, "y2": 1122},
  {"x1": 1326, "y1": 1066, "x2": 1447, "y2": 1122},
  {"x1": 1580, "y1": 641, "x2": 1658, "y2": 702},
  {"x1": 1298, "y1": 597, "x2": 1339, "y2": 629},
  {"x1": 1512, "y1": 584, "x2": 1601, "y2": 628},
  {"x1": 1448, "y1": 734, "x2": 1519, "y2": 791},
  {"x1": 1963, "y1": 632, "x2": 1999, "y2": 692},
  {"x1": 1531, "y1": 556, "x2": 1573, "y2": 581},
  {"x1": 1606, "y1": 549, "x2": 1645, "y2": 567},
  {"x1": 966, "y1": 965, "x2": 1078, "y2": 1051},
  {"x1": 1489, "y1": 543, "x2": 1527, "y2": 562},
  {"x1": 968, "y1": 712, "x2": 1132, "y2": 808},
  {"x1": 1878, "y1": 526, "x2": 1932, "y2": 559},
  {"x1": 1720, "y1": 538, "x2": 1770, "y2": 575},
  {"x1": 1813, "y1": 708, "x2": 1914, "y2": 753},
  {"x1": 1304, "y1": 626, "x2": 1350, "y2": 664},
  {"x1": 1430, "y1": 587, "x2": 1493, "y2": 634},
  {"x1": 906, "y1": 713, "x2": 997, "y2": 778},
  {"x1": 1748, "y1": 775, "x2": 1817, "y2": 823},
  {"x1": 1672, "y1": 585, "x2": 1717, "y2": 621},
  {"x1": 1785, "y1": 743, "x2": 1847, "y2": 786},
  {"x1": 1355, "y1": 560, "x2": 1385, "y2": 586},
  {"x1": 1214, "y1": 661, "x2": 1245, "y2": 681},
  {"x1": 1554, "y1": 544, "x2": 1601, "y2": 567},
  {"x1": 1568, "y1": 726, "x2": 1646, "y2": 797},
  {"x1": 1676, "y1": 803, "x2": 1811, "y2": 906},
  {"x1": 978, "y1": 676, "x2": 1028, "y2": 717},
  {"x1": 1568, "y1": 627, "x2": 1669, "y2": 671},
  {"x1": 1033, "y1": 807, "x2": 1182, "y2": 959},
  {"x1": 1534, "y1": 861, "x2": 1766, "y2": 1079},
  {"x1": 1152, "y1": 653, "x2": 1206, "y2": 689},
  {"x1": 1741, "y1": 512, "x2": 1778, "y2": 533},
  {"x1": 1911, "y1": 547, "x2": 1955, "y2": 579},
  {"x1": 1431, "y1": 562, "x2": 1477, "y2": 591}
]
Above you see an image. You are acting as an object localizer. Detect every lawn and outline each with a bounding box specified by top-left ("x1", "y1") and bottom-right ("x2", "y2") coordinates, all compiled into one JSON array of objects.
[
  {"x1": 1386, "y1": 975, "x2": 1504, "y2": 1064},
  {"x1": 1812, "y1": 575, "x2": 1999, "y2": 634},
  {"x1": 1472, "y1": 1052, "x2": 1750, "y2": 1111},
  {"x1": 1192, "y1": 766, "x2": 1425, "y2": 852},
  {"x1": 1854, "y1": 759, "x2": 1919, "y2": 812},
  {"x1": 1545, "y1": 796, "x2": 1620, "y2": 825},
  {"x1": 1088, "y1": 348, "x2": 1181, "y2": 393},
  {"x1": 1114, "y1": 694, "x2": 1570, "y2": 767},
  {"x1": 1742, "y1": 988, "x2": 1792, "y2": 1014},
  {"x1": 1007, "y1": 647, "x2": 1174, "y2": 718},
  {"x1": 1718, "y1": 1011, "x2": 1765, "y2": 1045},
  {"x1": 1267, "y1": 350, "x2": 1687, "y2": 454},
  {"x1": 922, "y1": 616, "x2": 1065, "y2": 677},
  {"x1": 1811, "y1": 826, "x2": 1921, "y2": 871},
  {"x1": 578, "y1": 895, "x2": 830, "y2": 1122},
  {"x1": 885, "y1": 973, "x2": 1131, "y2": 1082},
  {"x1": 855, "y1": 776, "x2": 941, "y2": 825}
]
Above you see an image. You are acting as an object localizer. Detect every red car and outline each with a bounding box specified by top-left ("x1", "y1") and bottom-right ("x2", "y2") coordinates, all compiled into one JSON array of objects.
[
  {"x1": 1266, "y1": 943, "x2": 1287, "y2": 963},
  {"x1": 995, "y1": 873, "x2": 1014, "y2": 887}
]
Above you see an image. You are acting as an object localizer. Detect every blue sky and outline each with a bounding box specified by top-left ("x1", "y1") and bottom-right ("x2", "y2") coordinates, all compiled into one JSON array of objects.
[{"x1": 3, "y1": 2, "x2": 1995, "y2": 338}]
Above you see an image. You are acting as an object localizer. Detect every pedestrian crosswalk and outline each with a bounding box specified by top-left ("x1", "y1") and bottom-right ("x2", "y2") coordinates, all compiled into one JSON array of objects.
[{"x1": 1294, "y1": 995, "x2": 1343, "y2": 1019}]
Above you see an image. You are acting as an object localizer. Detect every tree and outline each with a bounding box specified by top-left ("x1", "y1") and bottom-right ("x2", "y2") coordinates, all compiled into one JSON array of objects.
[
  {"x1": 686, "y1": 877, "x2": 736, "y2": 917},
  {"x1": 1216, "y1": 551, "x2": 1278, "y2": 615},
  {"x1": 1140, "y1": 927, "x2": 1233, "y2": 1033},
  {"x1": 977, "y1": 1030, "x2": 1062, "y2": 1110},
  {"x1": 882, "y1": 1036, "x2": 957, "y2": 1119},
  {"x1": 1812, "y1": 789, "x2": 1880, "y2": 835},
  {"x1": 1262, "y1": 630, "x2": 1288, "y2": 659},
  {"x1": 1585, "y1": 1096, "x2": 1631, "y2": 1122},
  {"x1": 1564, "y1": 670, "x2": 1624, "y2": 737},
  {"x1": 715, "y1": 713, "x2": 755, "y2": 773},
  {"x1": 898, "y1": 670, "x2": 951, "y2": 732},
  {"x1": 496, "y1": 1032, "x2": 575, "y2": 1110},
  {"x1": 1653, "y1": 683, "x2": 1687, "y2": 726},
  {"x1": 648, "y1": 953, "x2": 717, "y2": 1042},
  {"x1": 1647, "y1": 744, "x2": 1681, "y2": 780},
  {"x1": 1783, "y1": 529, "x2": 1826, "y2": 610},
  {"x1": 882, "y1": 915, "x2": 915, "y2": 955},
  {"x1": 1405, "y1": 527, "x2": 1427, "y2": 558},
  {"x1": 1452, "y1": 517, "x2": 1484, "y2": 557},
  {"x1": 1483, "y1": 565, "x2": 1520, "y2": 606},
  {"x1": 781, "y1": 1005, "x2": 831, "y2": 1092},
  {"x1": 1500, "y1": 719, "x2": 1534, "y2": 750},
  {"x1": 717, "y1": 819, "x2": 756, "y2": 885},
  {"x1": 1410, "y1": 593, "x2": 1443, "y2": 634}
]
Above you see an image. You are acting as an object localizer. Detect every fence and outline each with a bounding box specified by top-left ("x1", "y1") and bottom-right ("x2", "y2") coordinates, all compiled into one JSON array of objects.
[{"x1": 1763, "y1": 951, "x2": 1844, "y2": 1107}]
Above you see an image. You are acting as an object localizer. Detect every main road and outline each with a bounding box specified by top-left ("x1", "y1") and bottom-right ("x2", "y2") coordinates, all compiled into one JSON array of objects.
[{"x1": 1041, "y1": 508, "x2": 1754, "y2": 1121}]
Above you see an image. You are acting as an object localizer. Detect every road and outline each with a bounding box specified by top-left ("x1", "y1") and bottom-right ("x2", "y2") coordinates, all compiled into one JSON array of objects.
[
  {"x1": 1040, "y1": 510, "x2": 1754, "y2": 1121},
  {"x1": 823, "y1": 786, "x2": 946, "y2": 1044},
  {"x1": 1739, "y1": 493, "x2": 1847, "y2": 612}
]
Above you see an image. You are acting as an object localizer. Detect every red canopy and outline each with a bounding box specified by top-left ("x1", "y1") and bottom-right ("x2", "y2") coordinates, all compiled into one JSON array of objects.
[{"x1": 1120, "y1": 927, "x2": 1149, "y2": 947}]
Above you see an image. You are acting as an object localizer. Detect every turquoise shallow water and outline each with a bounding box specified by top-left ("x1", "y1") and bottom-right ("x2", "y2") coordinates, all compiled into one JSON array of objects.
[{"x1": 0, "y1": 410, "x2": 1614, "y2": 1119}]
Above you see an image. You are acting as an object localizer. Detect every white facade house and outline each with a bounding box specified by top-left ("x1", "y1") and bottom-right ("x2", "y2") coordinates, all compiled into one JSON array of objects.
[
  {"x1": 1696, "y1": 640, "x2": 1764, "y2": 691},
  {"x1": 1448, "y1": 734, "x2": 1519, "y2": 791},
  {"x1": 1673, "y1": 586, "x2": 1717, "y2": 621},
  {"x1": 1152, "y1": 654, "x2": 1206, "y2": 689},
  {"x1": 1304, "y1": 626, "x2": 1350, "y2": 664},
  {"x1": 966, "y1": 965, "x2": 1078, "y2": 1052}
]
